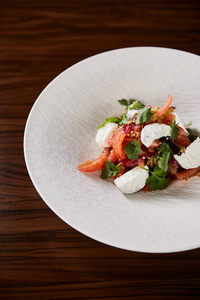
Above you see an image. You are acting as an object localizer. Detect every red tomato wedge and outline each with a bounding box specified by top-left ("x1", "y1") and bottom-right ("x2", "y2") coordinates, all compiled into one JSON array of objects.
[
  {"x1": 174, "y1": 135, "x2": 191, "y2": 147},
  {"x1": 157, "y1": 94, "x2": 173, "y2": 117},
  {"x1": 175, "y1": 166, "x2": 200, "y2": 181},
  {"x1": 123, "y1": 136, "x2": 134, "y2": 144},
  {"x1": 149, "y1": 139, "x2": 162, "y2": 148},
  {"x1": 138, "y1": 159, "x2": 145, "y2": 167},
  {"x1": 164, "y1": 113, "x2": 175, "y2": 125},
  {"x1": 107, "y1": 149, "x2": 117, "y2": 163},
  {"x1": 108, "y1": 127, "x2": 127, "y2": 159},
  {"x1": 78, "y1": 147, "x2": 110, "y2": 172}
]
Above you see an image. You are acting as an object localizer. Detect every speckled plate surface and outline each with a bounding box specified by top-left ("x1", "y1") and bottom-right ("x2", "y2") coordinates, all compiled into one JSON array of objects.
[{"x1": 24, "y1": 47, "x2": 200, "y2": 253}]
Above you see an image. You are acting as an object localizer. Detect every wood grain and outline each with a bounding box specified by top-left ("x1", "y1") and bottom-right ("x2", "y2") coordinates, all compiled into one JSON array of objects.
[{"x1": 0, "y1": 0, "x2": 200, "y2": 299}]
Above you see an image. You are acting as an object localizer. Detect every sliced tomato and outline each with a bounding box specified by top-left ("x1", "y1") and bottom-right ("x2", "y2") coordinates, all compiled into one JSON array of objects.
[
  {"x1": 177, "y1": 125, "x2": 189, "y2": 137},
  {"x1": 107, "y1": 149, "x2": 117, "y2": 163},
  {"x1": 149, "y1": 139, "x2": 162, "y2": 148},
  {"x1": 78, "y1": 147, "x2": 110, "y2": 172},
  {"x1": 123, "y1": 136, "x2": 134, "y2": 144},
  {"x1": 139, "y1": 145, "x2": 149, "y2": 156},
  {"x1": 157, "y1": 94, "x2": 173, "y2": 117},
  {"x1": 175, "y1": 166, "x2": 200, "y2": 181},
  {"x1": 174, "y1": 135, "x2": 191, "y2": 147},
  {"x1": 164, "y1": 113, "x2": 175, "y2": 125},
  {"x1": 138, "y1": 159, "x2": 145, "y2": 167},
  {"x1": 108, "y1": 127, "x2": 127, "y2": 159}
]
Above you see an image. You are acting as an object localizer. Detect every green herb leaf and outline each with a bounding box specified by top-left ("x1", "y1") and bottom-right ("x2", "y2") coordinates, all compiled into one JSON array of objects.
[
  {"x1": 118, "y1": 99, "x2": 129, "y2": 106},
  {"x1": 101, "y1": 161, "x2": 121, "y2": 179},
  {"x1": 145, "y1": 166, "x2": 170, "y2": 190},
  {"x1": 157, "y1": 142, "x2": 173, "y2": 172},
  {"x1": 118, "y1": 99, "x2": 136, "y2": 106},
  {"x1": 186, "y1": 121, "x2": 192, "y2": 127},
  {"x1": 118, "y1": 112, "x2": 129, "y2": 126},
  {"x1": 135, "y1": 106, "x2": 153, "y2": 124},
  {"x1": 187, "y1": 128, "x2": 199, "y2": 143},
  {"x1": 128, "y1": 100, "x2": 145, "y2": 110},
  {"x1": 97, "y1": 117, "x2": 120, "y2": 129},
  {"x1": 123, "y1": 138, "x2": 143, "y2": 161},
  {"x1": 170, "y1": 118, "x2": 179, "y2": 140}
]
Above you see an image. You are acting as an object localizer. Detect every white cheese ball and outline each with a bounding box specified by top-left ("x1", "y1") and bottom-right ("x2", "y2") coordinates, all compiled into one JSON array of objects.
[
  {"x1": 126, "y1": 109, "x2": 138, "y2": 120},
  {"x1": 141, "y1": 123, "x2": 171, "y2": 147},
  {"x1": 173, "y1": 112, "x2": 188, "y2": 135},
  {"x1": 114, "y1": 166, "x2": 149, "y2": 194},
  {"x1": 174, "y1": 137, "x2": 200, "y2": 169},
  {"x1": 95, "y1": 122, "x2": 118, "y2": 147}
]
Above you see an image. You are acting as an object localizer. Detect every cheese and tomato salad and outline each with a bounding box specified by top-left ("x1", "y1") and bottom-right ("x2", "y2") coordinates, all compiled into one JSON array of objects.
[{"x1": 78, "y1": 95, "x2": 200, "y2": 194}]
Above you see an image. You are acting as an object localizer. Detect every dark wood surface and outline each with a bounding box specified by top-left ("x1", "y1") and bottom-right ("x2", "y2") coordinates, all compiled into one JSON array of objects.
[{"x1": 1, "y1": 0, "x2": 200, "y2": 299}]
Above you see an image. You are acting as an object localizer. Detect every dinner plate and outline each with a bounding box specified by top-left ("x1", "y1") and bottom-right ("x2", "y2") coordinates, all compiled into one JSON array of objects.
[{"x1": 24, "y1": 47, "x2": 200, "y2": 253}]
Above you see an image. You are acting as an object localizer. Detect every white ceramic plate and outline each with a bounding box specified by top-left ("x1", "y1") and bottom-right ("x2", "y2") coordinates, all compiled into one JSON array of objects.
[{"x1": 24, "y1": 47, "x2": 200, "y2": 253}]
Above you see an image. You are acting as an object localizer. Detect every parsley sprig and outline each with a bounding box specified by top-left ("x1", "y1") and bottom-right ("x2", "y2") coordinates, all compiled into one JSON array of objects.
[
  {"x1": 157, "y1": 142, "x2": 173, "y2": 172},
  {"x1": 144, "y1": 166, "x2": 170, "y2": 190},
  {"x1": 97, "y1": 117, "x2": 120, "y2": 129},
  {"x1": 170, "y1": 118, "x2": 179, "y2": 140},
  {"x1": 118, "y1": 112, "x2": 128, "y2": 126},
  {"x1": 128, "y1": 101, "x2": 145, "y2": 110},
  {"x1": 101, "y1": 161, "x2": 121, "y2": 179},
  {"x1": 140, "y1": 142, "x2": 173, "y2": 190},
  {"x1": 118, "y1": 99, "x2": 137, "y2": 106},
  {"x1": 135, "y1": 106, "x2": 153, "y2": 124},
  {"x1": 123, "y1": 138, "x2": 143, "y2": 161}
]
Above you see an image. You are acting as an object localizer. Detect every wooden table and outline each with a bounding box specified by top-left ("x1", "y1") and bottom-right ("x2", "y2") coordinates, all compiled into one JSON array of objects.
[{"x1": 1, "y1": 1, "x2": 200, "y2": 299}]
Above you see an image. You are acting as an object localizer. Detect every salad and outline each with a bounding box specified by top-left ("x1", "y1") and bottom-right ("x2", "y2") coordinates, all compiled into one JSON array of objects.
[{"x1": 78, "y1": 95, "x2": 200, "y2": 194}]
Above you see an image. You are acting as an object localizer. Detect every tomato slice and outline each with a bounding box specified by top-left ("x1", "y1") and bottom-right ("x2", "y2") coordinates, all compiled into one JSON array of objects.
[
  {"x1": 174, "y1": 135, "x2": 191, "y2": 147},
  {"x1": 149, "y1": 139, "x2": 162, "y2": 148},
  {"x1": 108, "y1": 127, "x2": 127, "y2": 159},
  {"x1": 107, "y1": 149, "x2": 117, "y2": 163},
  {"x1": 175, "y1": 166, "x2": 200, "y2": 181},
  {"x1": 164, "y1": 113, "x2": 175, "y2": 125},
  {"x1": 157, "y1": 94, "x2": 173, "y2": 117},
  {"x1": 78, "y1": 147, "x2": 110, "y2": 172}
]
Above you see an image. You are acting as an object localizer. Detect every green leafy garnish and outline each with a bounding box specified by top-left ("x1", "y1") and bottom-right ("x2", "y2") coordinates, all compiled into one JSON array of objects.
[
  {"x1": 157, "y1": 142, "x2": 173, "y2": 172},
  {"x1": 118, "y1": 112, "x2": 129, "y2": 126},
  {"x1": 143, "y1": 166, "x2": 170, "y2": 191},
  {"x1": 135, "y1": 106, "x2": 153, "y2": 124},
  {"x1": 170, "y1": 118, "x2": 179, "y2": 140},
  {"x1": 187, "y1": 128, "x2": 199, "y2": 143},
  {"x1": 101, "y1": 161, "x2": 121, "y2": 179},
  {"x1": 97, "y1": 117, "x2": 120, "y2": 129},
  {"x1": 118, "y1": 99, "x2": 137, "y2": 106},
  {"x1": 140, "y1": 142, "x2": 172, "y2": 190},
  {"x1": 128, "y1": 100, "x2": 145, "y2": 110},
  {"x1": 186, "y1": 121, "x2": 192, "y2": 127},
  {"x1": 123, "y1": 138, "x2": 143, "y2": 161}
]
